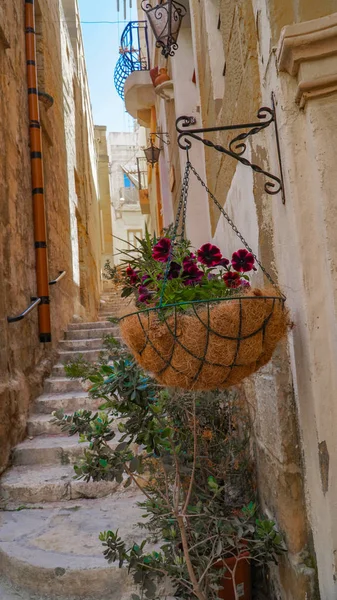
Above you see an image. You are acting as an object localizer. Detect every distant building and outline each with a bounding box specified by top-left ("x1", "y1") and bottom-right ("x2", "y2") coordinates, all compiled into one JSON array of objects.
[{"x1": 108, "y1": 129, "x2": 152, "y2": 266}]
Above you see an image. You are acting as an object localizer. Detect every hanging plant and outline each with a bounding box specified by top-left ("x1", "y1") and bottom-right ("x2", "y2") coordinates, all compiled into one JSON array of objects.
[{"x1": 118, "y1": 162, "x2": 289, "y2": 391}]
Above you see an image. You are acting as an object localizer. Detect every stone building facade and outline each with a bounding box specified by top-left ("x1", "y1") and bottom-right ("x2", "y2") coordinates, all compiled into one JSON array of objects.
[
  {"x1": 0, "y1": 0, "x2": 111, "y2": 473},
  {"x1": 123, "y1": 0, "x2": 337, "y2": 598},
  {"x1": 108, "y1": 130, "x2": 151, "y2": 266}
]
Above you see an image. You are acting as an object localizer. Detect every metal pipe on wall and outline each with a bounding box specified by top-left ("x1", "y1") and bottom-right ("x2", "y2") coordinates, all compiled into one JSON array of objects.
[{"x1": 25, "y1": 0, "x2": 51, "y2": 342}]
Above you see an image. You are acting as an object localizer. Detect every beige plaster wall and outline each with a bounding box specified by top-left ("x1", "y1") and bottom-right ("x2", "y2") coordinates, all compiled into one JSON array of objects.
[{"x1": 0, "y1": 0, "x2": 101, "y2": 473}]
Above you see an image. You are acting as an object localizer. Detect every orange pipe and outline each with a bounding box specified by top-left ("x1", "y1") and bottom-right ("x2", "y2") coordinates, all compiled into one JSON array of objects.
[{"x1": 25, "y1": 0, "x2": 51, "y2": 342}]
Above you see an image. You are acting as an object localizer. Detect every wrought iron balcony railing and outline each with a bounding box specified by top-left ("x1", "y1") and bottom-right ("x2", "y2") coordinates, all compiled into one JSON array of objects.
[{"x1": 114, "y1": 21, "x2": 150, "y2": 100}]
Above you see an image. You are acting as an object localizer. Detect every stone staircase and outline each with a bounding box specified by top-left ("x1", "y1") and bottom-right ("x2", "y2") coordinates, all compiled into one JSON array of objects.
[{"x1": 0, "y1": 291, "x2": 143, "y2": 600}]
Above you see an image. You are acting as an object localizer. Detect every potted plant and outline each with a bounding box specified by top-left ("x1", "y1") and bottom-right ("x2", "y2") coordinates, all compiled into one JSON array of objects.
[
  {"x1": 55, "y1": 347, "x2": 286, "y2": 599},
  {"x1": 116, "y1": 229, "x2": 288, "y2": 390}
]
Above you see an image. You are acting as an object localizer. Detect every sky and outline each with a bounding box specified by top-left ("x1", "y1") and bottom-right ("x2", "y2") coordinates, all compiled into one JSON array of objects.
[{"x1": 78, "y1": 0, "x2": 137, "y2": 133}]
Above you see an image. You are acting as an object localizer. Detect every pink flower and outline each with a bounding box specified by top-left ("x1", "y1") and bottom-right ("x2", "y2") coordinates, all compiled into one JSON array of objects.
[
  {"x1": 231, "y1": 249, "x2": 255, "y2": 273},
  {"x1": 197, "y1": 243, "x2": 222, "y2": 266},
  {"x1": 182, "y1": 263, "x2": 203, "y2": 286},
  {"x1": 223, "y1": 271, "x2": 241, "y2": 289},
  {"x1": 240, "y1": 279, "x2": 250, "y2": 288},
  {"x1": 152, "y1": 238, "x2": 172, "y2": 262},
  {"x1": 138, "y1": 286, "x2": 152, "y2": 304}
]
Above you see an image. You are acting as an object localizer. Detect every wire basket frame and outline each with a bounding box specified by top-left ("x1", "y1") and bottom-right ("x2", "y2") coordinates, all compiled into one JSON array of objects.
[{"x1": 120, "y1": 160, "x2": 288, "y2": 390}]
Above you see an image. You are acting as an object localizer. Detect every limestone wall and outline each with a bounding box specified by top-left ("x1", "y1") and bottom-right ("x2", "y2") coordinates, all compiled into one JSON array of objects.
[
  {"x1": 188, "y1": 0, "x2": 337, "y2": 598},
  {"x1": 0, "y1": 0, "x2": 101, "y2": 472}
]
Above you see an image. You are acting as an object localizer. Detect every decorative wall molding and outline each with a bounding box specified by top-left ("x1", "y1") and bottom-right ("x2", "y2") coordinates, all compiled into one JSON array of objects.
[{"x1": 277, "y1": 12, "x2": 337, "y2": 107}]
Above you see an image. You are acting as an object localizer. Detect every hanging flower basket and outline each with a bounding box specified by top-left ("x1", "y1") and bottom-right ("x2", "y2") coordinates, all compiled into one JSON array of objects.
[
  {"x1": 120, "y1": 288, "x2": 288, "y2": 390},
  {"x1": 118, "y1": 161, "x2": 289, "y2": 391}
]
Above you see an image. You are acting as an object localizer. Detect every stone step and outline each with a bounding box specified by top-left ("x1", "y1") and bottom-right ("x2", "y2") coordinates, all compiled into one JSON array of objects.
[
  {"x1": 58, "y1": 338, "x2": 104, "y2": 352},
  {"x1": 0, "y1": 493, "x2": 143, "y2": 599},
  {"x1": 67, "y1": 321, "x2": 112, "y2": 331},
  {"x1": 28, "y1": 415, "x2": 65, "y2": 436},
  {"x1": 12, "y1": 433, "x2": 123, "y2": 467},
  {"x1": 33, "y1": 391, "x2": 100, "y2": 415},
  {"x1": 51, "y1": 363, "x2": 66, "y2": 376},
  {"x1": 58, "y1": 348, "x2": 105, "y2": 363},
  {"x1": 44, "y1": 377, "x2": 85, "y2": 394},
  {"x1": 0, "y1": 465, "x2": 121, "y2": 505},
  {"x1": 12, "y1": 435, "x2": 88, "y2": 466},
  {"x1": 65, "y1": 327, "x2": 118, "y2": 340}
]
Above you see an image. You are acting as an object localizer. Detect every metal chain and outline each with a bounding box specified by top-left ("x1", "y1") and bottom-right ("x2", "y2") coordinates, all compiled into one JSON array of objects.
[
  {"x1": 159, "y1": 161, "x2": 191, "y2": 306},
  {"x1": 189, "y1": 163, "x2": 283, "y2": 295}
]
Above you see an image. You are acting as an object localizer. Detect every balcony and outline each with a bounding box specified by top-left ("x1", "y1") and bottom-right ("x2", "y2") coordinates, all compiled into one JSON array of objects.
[{"x1": 114, "y1": 21, "x2": 155, "y2": 126}]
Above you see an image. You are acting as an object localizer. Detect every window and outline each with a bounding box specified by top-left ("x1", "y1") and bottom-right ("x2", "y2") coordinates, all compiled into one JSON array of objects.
[
  {"x1": 123, "y1": 173, "x2": 132, "y2": 188},
  {"x1": 127, "y1": 229, "x2": 142, "y2": 248}
]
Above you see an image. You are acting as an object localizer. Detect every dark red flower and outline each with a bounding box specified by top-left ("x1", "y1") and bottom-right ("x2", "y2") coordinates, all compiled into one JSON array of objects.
[
  {"x1": 168, "y1": 261, "x2": 181, "y2": 279},
  {"x1": 126, "y1": 266, "x2": 140, "y2": 285},
  {"x1": 152, "y1": 238, "x2": 172, "y2": 262},
  {"x1": 231, "y1": 249, "x2": 255, "y2": 273},
  {"x1": 197, "y1": 243, "x2": 222, "y2": 266},
  {"x1": 182, "y1": 263, "x2": 203, "y2": 286},
  {"x1": 223, "y1": 271, "x2": 241, "y2": 288},
  {"x1": 217, "y1": 257, "x2": 230, "y2": 268},
  {"x1": 138, "y1": 285, "x2": 152, "y2": 304}
]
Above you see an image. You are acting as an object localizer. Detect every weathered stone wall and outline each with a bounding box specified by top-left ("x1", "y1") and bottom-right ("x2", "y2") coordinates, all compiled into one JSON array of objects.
[
  {"x1": 95, "y1": 126, "x2": 113, "y2": 273},
  {"x1": 0, "y1": 0, "x2": 101, "y2": 473}
]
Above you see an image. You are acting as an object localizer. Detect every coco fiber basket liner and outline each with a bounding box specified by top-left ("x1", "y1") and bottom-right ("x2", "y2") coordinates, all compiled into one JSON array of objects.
[{"x1": 120, "y1": 287, "x2": 289, "y2": 390}]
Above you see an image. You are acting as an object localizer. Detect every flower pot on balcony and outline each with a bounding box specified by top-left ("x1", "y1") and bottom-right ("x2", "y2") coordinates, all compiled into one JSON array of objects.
[
  {"x1": 154, "y1": 67, "x2": 170, "y2": 87},
  {"x1": 215, "y1": 552, "x2": 251, "y2": 600}
]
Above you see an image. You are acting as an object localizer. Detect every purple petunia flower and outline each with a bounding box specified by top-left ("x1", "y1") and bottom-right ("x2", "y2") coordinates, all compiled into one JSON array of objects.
[
  {"x1": 231, "y1": 249, "x2": 255, "y2": 273},
  {"x1": 182, "y1": 263, "x2": 204, "y2": 286},
  {"x1": 138, "y1": 285, "x2": 152, "y2": 304},
  {"x1": 197, "y1": 243, "x2": 222, "y2": 267},
  {"x1": 217, "y1": 257, "x2": 230, "y2": 268},
  {"x1": 152, "y1": 238, "x2": 172, "y2": 262},
  {"x1": 168, "y1": 261, "x2": 181, "y2": 279}
]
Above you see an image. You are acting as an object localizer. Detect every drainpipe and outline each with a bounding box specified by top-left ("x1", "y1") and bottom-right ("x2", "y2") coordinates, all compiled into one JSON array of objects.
[{"x1": 25, "y1": 0, "x2": 51, "y2": 342}]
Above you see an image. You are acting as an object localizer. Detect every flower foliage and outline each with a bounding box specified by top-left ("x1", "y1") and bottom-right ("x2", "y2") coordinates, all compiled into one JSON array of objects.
[{"x1": 117, "y1": 227, "x2": 256, "y2": 308}]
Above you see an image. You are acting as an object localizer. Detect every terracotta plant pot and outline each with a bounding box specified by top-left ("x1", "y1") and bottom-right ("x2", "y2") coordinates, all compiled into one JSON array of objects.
[
  {"x1": 215, "y1": 552, "x2": 251, "y2": 600},
  {"x1": 150, "y1": 66, "x2": 159, "y2": 86},
  {"x1": 154, "y1": 67, "x2": 170, "y2": 87},
  {"x1": 120, "y1": 288, "x2": 289, "y2": 391}
]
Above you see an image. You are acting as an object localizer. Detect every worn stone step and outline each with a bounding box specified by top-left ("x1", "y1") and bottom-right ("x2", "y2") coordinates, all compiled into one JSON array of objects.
[
  {"x1": 59, "y1": 338, "x2": 104, "y2": 352},
  {"x1": 12, "y1": 433, "x2": 124, "y2": 467},
  {"x1": 12, "y1": 435, "x2": 87, "y2": 466},
  {"x1": 67, "y1": 321, "x2": 112, "y2": 330},
  {"x1": 51, "y1": 363, "x2": 66, "y2": 376},
  {"x1": 58, "y1": 348, "x2": 105, "y2": 363},
  {"x1": 65, "y1": 327, "x2": 118, "y2": 340},
  {"x1": 28, "y1": 415, "x2": 65, "y2": 436},
  {"x1": 0, "y1": 493, "x2": 143, "y2": 599},
  {"x1": 0, "y1": 465, "x2": 122, "y2": 505},
  {"x1": 44, "y1": 377, "x2": 85, "y2": 394},
  {"x1": 33, "y1": 391, "x2": 97, "y2": 415}
]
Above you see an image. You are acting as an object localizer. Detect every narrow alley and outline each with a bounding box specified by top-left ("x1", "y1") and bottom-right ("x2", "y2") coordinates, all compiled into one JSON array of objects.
[{"x1": 1, "y1": 0, "x2": 337, "y2": 599}]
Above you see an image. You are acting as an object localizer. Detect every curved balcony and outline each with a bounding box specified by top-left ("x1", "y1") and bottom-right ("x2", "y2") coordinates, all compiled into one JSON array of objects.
[{"x1": 114, "y1": 21, "x2": 150, "y2": 100}]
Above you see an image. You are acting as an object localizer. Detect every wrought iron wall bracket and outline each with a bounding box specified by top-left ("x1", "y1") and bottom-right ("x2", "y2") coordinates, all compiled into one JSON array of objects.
[{"x1": 176, "y1": 100, "x2": 285, "y2": 203}]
